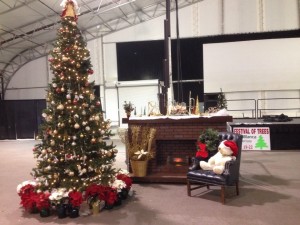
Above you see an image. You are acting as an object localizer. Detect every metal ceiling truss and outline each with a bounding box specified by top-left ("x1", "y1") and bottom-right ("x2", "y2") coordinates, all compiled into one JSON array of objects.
[{"x1": 0, "y1": 0, "x2": 202, "y2": 99}]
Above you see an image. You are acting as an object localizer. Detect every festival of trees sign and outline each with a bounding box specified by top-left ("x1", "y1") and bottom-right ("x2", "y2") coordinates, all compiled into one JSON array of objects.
[{"x1": 232, "y1": 127, "x2": 271, "y2": 150}]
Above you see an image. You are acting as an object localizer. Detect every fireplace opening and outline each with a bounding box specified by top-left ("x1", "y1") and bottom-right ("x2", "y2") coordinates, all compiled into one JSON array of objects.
[
  {"x1": 167, "y1": 156, "x2": 189, "y2": 167},
  {"x1": 151, "y1": 140, "x2": 196, "y2": 173}
]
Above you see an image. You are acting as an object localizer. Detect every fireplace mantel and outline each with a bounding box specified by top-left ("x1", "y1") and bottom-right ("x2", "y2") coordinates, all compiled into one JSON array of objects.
[{"x1": 127, "y1": 116, "x2": 232, "y2": 183}]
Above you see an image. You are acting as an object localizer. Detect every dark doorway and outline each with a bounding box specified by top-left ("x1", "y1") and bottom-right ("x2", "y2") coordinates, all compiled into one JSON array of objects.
[{"x1": 0, "y1": 100, "x2": 46, "y2": 139}]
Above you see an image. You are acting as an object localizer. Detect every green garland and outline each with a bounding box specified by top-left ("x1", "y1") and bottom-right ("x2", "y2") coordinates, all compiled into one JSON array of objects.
[{"x1": 198, "y1": 128, "x2": 219, "y2": 152}]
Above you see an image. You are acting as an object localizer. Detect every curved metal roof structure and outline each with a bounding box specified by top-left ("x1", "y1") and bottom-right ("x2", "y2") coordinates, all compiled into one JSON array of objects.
[{"x1": 0, "y1": 0, "x2": 202, "y2": 99}]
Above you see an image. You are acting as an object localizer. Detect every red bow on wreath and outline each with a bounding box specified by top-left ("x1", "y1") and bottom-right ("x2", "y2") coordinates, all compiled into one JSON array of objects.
[{"x1": 195, "y1": 142, "x2": 208, "y2": 158}]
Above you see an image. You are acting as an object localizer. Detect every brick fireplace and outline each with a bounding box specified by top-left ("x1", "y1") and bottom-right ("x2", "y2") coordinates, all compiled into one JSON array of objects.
[{"x1": 127, "y1": 116, "x2": 232, "y2": 183}]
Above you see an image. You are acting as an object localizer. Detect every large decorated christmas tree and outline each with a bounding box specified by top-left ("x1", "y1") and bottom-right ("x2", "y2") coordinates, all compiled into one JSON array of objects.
[
  {"x1": 32, "y1": 0, "x2": 117, "y2": 193},
  {"x1": 17, "y1": 0, "x2": 131, "y2": 218}
]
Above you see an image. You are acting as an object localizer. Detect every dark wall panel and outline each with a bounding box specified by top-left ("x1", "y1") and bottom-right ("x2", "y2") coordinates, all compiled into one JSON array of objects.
[
  {"x1": 0, "y1": 100, "x2": 46, "y2": 139},
  {"x1": 173, "y1": 82, "x2": 204, "y2": 105},
  {"x1": 0, "y1": 101, "x2": 16, "y2": 139},
  {"x1": 117, "y1": 40, "x2": 164, "y2": 81}
]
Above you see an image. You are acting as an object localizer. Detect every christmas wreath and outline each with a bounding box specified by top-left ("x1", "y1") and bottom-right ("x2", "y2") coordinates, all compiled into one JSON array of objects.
[{"x1": 195, "y1": 128, "x2": 219, "y2": 159}]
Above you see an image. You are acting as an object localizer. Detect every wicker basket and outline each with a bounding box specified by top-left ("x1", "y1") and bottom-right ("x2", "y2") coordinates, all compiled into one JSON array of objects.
[{"x1": 130, "y1": 160, "x2": 148, "y2": 177}]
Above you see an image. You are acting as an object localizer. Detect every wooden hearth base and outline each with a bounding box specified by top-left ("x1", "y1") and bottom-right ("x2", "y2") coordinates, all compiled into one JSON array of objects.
[{"x1": 131, "y1": 172, "x2": 187, "y2": 184}]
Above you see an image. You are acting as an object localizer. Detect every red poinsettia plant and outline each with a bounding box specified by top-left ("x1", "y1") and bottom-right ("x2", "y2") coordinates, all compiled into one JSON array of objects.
[
  {"x1": 19, "y1": 185, "x2": 37, "y2": 211},
  {"x1": 17, "y1": 181, "x2": 51, "y2": 211},
  {"x1": 85, "y1": 183, "x2": 102, "y2": 200},
  {"x1": 85, "y1": 183, "x2": 118, "y2": 206},
  {"x1": 68, "y1": 190, "x2": 83, "y2": 207},
  {"x1": 116, "y1": 173, "x2": 132, "y2": 191},
  {"x1": 102, "y1": 186, "x2": 118, "y2": 205},
  {"x1": 35, "y1": 192, "x2": 51, "y2": 210}
]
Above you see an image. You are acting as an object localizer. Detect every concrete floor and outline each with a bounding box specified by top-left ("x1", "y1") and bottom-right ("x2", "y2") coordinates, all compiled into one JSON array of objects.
[{"x1": 1, "y1": 131, "x2": 300, "y2": 225}]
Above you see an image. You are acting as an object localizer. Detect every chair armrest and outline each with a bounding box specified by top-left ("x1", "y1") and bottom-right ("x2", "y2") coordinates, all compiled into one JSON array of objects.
[
  {"x1": 223, "y1": 159, "x2": 238, "y2": 176},
  {"x1": 223, "y1": 159, "x2": 240, "y2": 185}
]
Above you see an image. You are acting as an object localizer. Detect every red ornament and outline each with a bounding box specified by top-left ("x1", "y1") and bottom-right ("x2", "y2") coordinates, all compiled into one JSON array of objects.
[
  {"x1": 96, "y1": 101, "x2": 101, "y2": 106},
  {"x1": 88, "y1": 69, "x2": 94, "y2": 75},
  {"x1": 65, "y1": 154, "x2": 73, "y2": 160},
  {"x1": 56, "y1": 88, "x2": 61, "y2": 93}
]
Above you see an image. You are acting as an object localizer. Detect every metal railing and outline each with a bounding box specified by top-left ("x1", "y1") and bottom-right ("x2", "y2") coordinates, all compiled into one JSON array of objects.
[
  {"x1": 226, "y1": 99, "x2": 257, "y2": 118},
  {"x1": 257, "y1": 98, "x2": 300, "y2": 118},
  {"x1": 223, "y1": 97, "x2": 300, "y2": 119}
]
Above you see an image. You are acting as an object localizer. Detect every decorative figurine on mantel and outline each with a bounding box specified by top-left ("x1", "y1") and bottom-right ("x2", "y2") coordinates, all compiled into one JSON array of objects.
[
  {"x1": 148, "y1": 101, "x2": 162, "y2": 116},
  {"x1": 188, "y1": 91, "x2": 195, "y2": 115},
  {"x1": 194, "y1": 95, "x2": 200, "y2": 115},
  {"x1": 169, "y1": 101, "x2": 188, "y2": 115}
]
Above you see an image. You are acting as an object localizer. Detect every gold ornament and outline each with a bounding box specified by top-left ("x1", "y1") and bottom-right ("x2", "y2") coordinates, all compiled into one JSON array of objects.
[
  {"x1": 50, "y1": 140, "x2": 55, "y2": 146},
  {"x1": 41, "y1": 149, "x2": 47, "y2": 155},
  {"x1": 45, "y1": 165, "x2": 51, "y2": 171},
  {"x1": 57, "y1": 104, "x2": 64, "y2": 110}
]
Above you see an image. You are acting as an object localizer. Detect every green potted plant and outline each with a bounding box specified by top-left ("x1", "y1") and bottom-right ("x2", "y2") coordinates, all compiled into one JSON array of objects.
[
  {"x1": 123, "y1": 101, "x2": 134, "y2": 118},
  {"x1": 217, "y1": 88, "x2": 227, "y2": 109}
]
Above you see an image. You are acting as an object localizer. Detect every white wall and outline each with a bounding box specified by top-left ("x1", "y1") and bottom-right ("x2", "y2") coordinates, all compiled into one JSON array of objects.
[
  {"x1": 223, "y1": 0, "x2": 256, "y2": 33},
  {"x1": 264, "y1": 0, "x2": 298, "y2": 31},
  {"x1": 5, "y1": 57, "x2": 48, "y2": 100},
  {"x1": 6, "y1": 0, "x2": 300, "y2": 120},
  {"x1": 204, "y1": 38, "x2": 300, "y2": 92}
]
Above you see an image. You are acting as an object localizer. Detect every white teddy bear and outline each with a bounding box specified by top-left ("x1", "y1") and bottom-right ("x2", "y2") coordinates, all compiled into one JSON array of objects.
[{"x1": 199, "y1": 140, "x2": 238, "y2": 174}]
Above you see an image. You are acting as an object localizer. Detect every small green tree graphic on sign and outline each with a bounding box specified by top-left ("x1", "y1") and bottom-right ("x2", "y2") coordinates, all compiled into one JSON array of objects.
[{"x1": 255, "y1": 135, "x2": 268, "y2": 149}]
